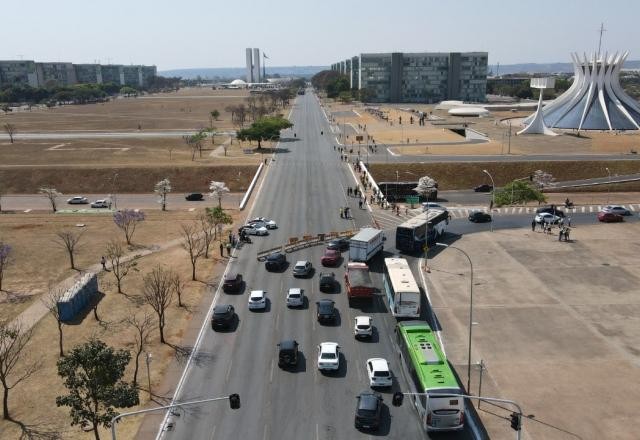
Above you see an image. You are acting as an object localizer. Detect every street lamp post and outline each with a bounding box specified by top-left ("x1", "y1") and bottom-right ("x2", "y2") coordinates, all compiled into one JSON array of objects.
[
  {"x1": 111, "y1": 172, "x2": 119, "y2": 210},
  {"x1": 436, "y1": 243, "x2": 474, "y2": 395},
  {"x1": 483, "y1": 169, "x2": 495, "y2": 232},
  {"x1": 145, "y1": 352, "x2": 152, "y2": 398},
  {"x1": 395, "y1": 170, "x2": 399, "y2": 204},
  {"x1": 605, "y1": 167, "x2": 611, "y2": 204}
]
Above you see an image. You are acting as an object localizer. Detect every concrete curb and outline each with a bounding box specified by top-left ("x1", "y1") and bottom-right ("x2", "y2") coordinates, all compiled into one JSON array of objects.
[{"x1": 239, "y1": 163, "x2": 264, "y2": 210}]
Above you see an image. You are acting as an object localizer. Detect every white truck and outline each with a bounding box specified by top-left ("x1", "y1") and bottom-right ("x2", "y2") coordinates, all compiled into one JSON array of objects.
[{"x1": 349, "y1": 228, "x2": 384, "y2": 262}]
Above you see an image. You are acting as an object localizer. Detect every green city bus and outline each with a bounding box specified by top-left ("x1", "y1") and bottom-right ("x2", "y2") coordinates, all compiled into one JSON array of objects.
[{"x1": 395, "y1": 320, "x2": 464, "y2": 432}]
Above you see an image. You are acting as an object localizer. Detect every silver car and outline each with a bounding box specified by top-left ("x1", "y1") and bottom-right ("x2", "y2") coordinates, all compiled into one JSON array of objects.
[
  {"x1": 602, "y1": 205, "x2": 631, "y2": 216},
  {"x1": 67, "y1": 196, "x2": 89, "y2": 204},
  {"x1": 286, "y1": 288, "x2": 304, "y2": 307},
  {"x1": 292, "y1": 260, "x2": 312, "y2": 277}
]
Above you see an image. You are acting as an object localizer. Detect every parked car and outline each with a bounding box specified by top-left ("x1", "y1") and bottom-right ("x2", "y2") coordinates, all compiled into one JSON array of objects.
[
  {"x1": 536, "y1": 205, "x2": 565, "y2": 217},
  {"x1": 90, "y1": 199, "x2": 110, "y2": 208},
  {"x1": 421, "y1": 202, "x2": 446, "y2": 212},
  {"x1": 468, "y1": 211, "x2": 492, "y2": 223},
  {"x1": 321, "y1": 249, "x2": 340, "y2": 266},
  {"x1": 316, "y1": 299, "x2": 336, "y2": 323},
  {"x1": 601, "y1": 205, "x2": 631, "y2": 216},
  {"x1": 222, "y1": 272, "x2": 243, "y2": 293},
  {"x1": 317, "y1": 342, "x2": 340, "y2": 371},
  {"x1": 265, "y1": 252, "x2": 286, "y2": 271},
  {"x1": 292, "y1": 260, "x2": 312, "y2": 277},
  {"x1": 211, "y1": 305, "x2": 235, "y2": 330},
  {"x1": 248, "y1": 290, "x2": 267, "y2": 310},
  {"x1": 67, "y1": 196, "x2": 89, "y2": 204},
  {"x1": 286, "y1": 288, "x2": 305, "y2": 307},
  {"x1": 319, "y1": 272, "x2": 336, "y2": 292},
  {"x1": 326, "y1": 238, "x2": 349, "y2": 251},
  {"x1": 248, "y1": 217, "x2": 277, "y2": 229},
  {"x1": 354, "y1": 316, "x2": 373, "y2": 339},
  {"x1": 366, "y1": 358, "x2": 392, "y2": 387},
  {"x1": 355, "y1": 392, "x2": 383, "y2": 431},
  {"x1": 473, "y1": 184, "x2": 493, "y2": 193},
  {"x1": 277, "y1": 339, "x2": 299, "y2": 369},
  {"x1": 185, "y1": 193, "x2": 204, "y2": 201},
  {"x1": 241, "y1": 224, "x2": 268, "y2": 236},
  {"x1": 597, "y1": 211, "x2": 624, "y2": 223},
  {"x1": 535, "y1": 212, "x2": 561, "y2": 224}
]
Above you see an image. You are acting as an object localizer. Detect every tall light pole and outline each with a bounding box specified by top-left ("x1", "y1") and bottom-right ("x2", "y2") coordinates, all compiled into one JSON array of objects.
[
  {"x1": 605, "y1": 167, "x2": 611, "y2": 204},
  {"x1": 111, "y1": 172, "x2": 119, "y2": 210},
  {"x1": 145, "y1": 352, "x2": 152, "y2": 398},
  {"x1": 395, "y1": 170, "x2": 400, "y2": 203},
  {"x1": 482, "y1": 169, "x2": 495, "y2": 232},
  {"x1": 436, "y1": 243, "x2": 474, "y2": 395}
]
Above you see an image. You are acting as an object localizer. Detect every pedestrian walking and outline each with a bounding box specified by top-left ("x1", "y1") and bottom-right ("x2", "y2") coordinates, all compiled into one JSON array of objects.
[
  {"x1": 345, "y1": 207, "x2": 350, "y2": 218},
  {"x1": 531, "y1": 220, "x2": 536, "y2": 232},
  {"x1": 226, "y1": 242, "x2": 231, "y2": 256},
  {"x1": 567, "y1": 217, "x2": 572, "y2": 227},
  {"x1": 359, "y1": 200, "x2": 363, "y2": 209},
  {"x1": 405, "y1": 207, "x2": 408, "y2": 216},
  {"x1": 219, "y1": 242, "x2": 224, "y2": 256},
  {"x1": 100, "y1": 256, "x2": 106, "y2": 271},
  {"x1": 558, "y1": 229, "x2": 563, "y2": 241},
  {"x1": 340, "y1": 207, "x2": 344, "y2": 218}
]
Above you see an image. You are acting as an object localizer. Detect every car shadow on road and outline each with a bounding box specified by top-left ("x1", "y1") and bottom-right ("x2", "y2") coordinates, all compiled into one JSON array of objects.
[
  {"x1": 321, "y1": 353, "x2": 348, "y2": 378},
  {"x1": 357, "y1": 327, "x2": 379, "y2": 344},
  {"x1": 292, "y1": 352, "x2": 307, "y2": 374}
]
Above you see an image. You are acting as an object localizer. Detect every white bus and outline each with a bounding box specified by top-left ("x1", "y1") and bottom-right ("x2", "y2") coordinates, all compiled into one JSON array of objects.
[{"x1": 383, "y1": 258, "x2": 421, "y2": 318}]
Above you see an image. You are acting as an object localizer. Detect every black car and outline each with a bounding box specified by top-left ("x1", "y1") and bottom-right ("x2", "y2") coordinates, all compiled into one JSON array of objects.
[
  {"x1": 277, "y1": 339, "x2": 299, "y2": 369},
  {"x1": 211, "y1": 304, "x2": 235, "y2": 330},
  {"x1": 319, "y1": 272, "x2": 336, "y2": 293},
  {"x1": 326, "y1": 238, "x2": 349, "y2": 251},
  {"x1": 474, "y1": 184, "x2": 493, "y2": 193},
  {"x1": 222, "y1": 272, "x2": 243, "y2": 293},
  {"x1": 316, "y1": 299, "x2": 336, "y2": 323},
  {"x1": 468, "y1": 211, "x2": 492, "y2": 223},
  {"x1": 355, "y1": 392, "x2": 383, "y2": 431},
  {"x1": 265, "y1": 252, "x2": 287, "y2": 271},
  {"x1": 536, "y1": 205, "x2": 565, "y2": 217},
  {"x1": 185, "y1": 193, "x2": 204, "y2": 201}
]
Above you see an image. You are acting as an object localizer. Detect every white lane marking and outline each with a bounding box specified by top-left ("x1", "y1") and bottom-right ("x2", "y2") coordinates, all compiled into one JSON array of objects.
[
  {"x1": 263, "y1": 423, "x2": 269, "y2": 440},
  {"x1": 387, "y1": 147, "x2": 398, "y2": 156},
  {"x1": 316, "y1": 423, "x2": 319, "y2": 440},
  {"x1": 269, "y1": 359, "x2": 275, "y2": 383},
  {"x1": 629, "y1": 205, "x2": 636, "y2": 211},
  {"x1": 225, "y1": 359, "x2": 233, "y2": 382},
  {"x1": 209, "y1": 425, "x2": 216, "y2": 440},
  {"x1": 275, "y1": 310, "x2": 280, "y2": 330}
]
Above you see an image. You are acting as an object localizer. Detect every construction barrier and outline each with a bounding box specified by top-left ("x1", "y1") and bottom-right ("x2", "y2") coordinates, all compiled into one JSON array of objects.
[{"x1": 256, "y1": 230, "x2": 356, "y2": 261}]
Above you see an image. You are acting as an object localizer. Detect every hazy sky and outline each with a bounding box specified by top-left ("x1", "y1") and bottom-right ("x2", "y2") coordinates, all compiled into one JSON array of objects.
[{"x1": 2, "y1": 0, "x2": 639, "y2": 70}]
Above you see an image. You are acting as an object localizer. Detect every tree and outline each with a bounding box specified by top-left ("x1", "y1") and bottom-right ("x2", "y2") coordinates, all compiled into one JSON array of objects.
[
  {"x1": 3, "y1": 124, "x2": 16, "y2": 144},
  {"x1": 39, "y1": 186, "x2": 62, "y2": 213},
  {"x1": 119, "y1": 86, "x2": 138, "y2": 97},
  {"x1": 0, "y1": 242, "x2": 11, "y2": 292},
  {"x1": 42, "y1": 284, "x2": 66, "y2": 357},
  {"x1": 125, "y1": 312, "x2": 154, "y2": 388},
  {"x1": 338, "y1": 91, "x2": 353, "y2": 103},
  {"x1": 54, "y1": 229, "x2": 84, "y2": 270},
  {"x1": 113, "y1": 209, "x2": 145, "y2": 245},
  {"x1": 181, "y1": 223, "x2": 205, "y2": 281},
  {"x1": 56, "y1": 339, "x2": 139, "y2": 440},
  {"x1": 208, "y1": 181, "x2": 229, "y2": 208},
  {"x1": 142, "y1": 266, "x2": 174, "y2": 344},
  {"x1": 199, "y1": 213, "x2": 215, "y2": 258},
  {"x1": 205, "y1": 206, "x2": 233, "y2": 241},
  {"x1": 494, "y1": 180, "x2": 546, "y2": 207},
  {"x1": 413, "y1": 176, "x2": 438, "y2": 199},
  {"x1": 0, "y1": 321, "x2": 40, "y2": 420},
  {"x1": 105, "y1": 240, "x2": 137, "y2": 293},
  {"x1": 154, "y1": 178, "x2": 171, "y2": 211},
  {"x1": 236, "y1": 116, "x2": 293, "y2": 149},
  {"x1": 210, "y1": 109, "x2": 220, "y2": 125},
  {"x1": 172, "y1": 274, "x2": 185, "y2": 308},
  {"x1": 183, "y1": 130, "x2": 206, "y2": 161}
]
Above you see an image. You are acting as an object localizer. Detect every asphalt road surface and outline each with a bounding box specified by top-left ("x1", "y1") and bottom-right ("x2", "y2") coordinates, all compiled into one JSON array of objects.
[{"x1": 159, "y1": 92, "x2": 478, "y2": 440}]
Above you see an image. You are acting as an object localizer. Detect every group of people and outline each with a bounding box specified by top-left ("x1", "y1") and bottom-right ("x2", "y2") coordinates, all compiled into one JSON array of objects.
[
  {"x1": 531, "y1": 219, "x2": 572, "y2": 242},
  {"x1": 339, "y1": 207, "x2": 351, "y2": 219}
]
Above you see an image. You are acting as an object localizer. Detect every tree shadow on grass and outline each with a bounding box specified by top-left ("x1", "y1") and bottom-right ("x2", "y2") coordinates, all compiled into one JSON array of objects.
[
  {"x1": 0, "y1": 290, "x2": 36, "y2": 305},
  {"x1": 8, "y1": 418, "x2": 63, "y2": 440},
  {"x1": 166, "y1": 343, "x2": 216, "y2": 367}
]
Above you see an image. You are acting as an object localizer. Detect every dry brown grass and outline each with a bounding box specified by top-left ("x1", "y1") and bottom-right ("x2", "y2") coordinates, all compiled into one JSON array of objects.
[{"x1": 0, "y1": 207, "x2": 245, "y2": 439}]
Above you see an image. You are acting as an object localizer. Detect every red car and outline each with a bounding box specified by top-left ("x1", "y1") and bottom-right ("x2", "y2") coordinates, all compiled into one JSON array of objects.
[
  {"x1": 597, "y1": 211, "x2": 623, "y2": 223},
  {"x1": 321, "y1": 249, "x2": 340, "y2": 266}
]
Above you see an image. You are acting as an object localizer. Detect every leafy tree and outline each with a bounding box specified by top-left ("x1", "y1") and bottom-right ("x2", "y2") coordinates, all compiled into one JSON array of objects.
[
  {"x1": 105, "y1": 240, "x2": 137, "y2": 293},
  {"x1": 413, "y1": 176, "x2": 438, "y2": 199},
  {"x1": 183, "y1": 130, "x2": 207, "y2": 160},
  {"x1": 210, "y1": 109, "x2": 220, "y2": 122},
  {"x1": 0, "y1": 321, "x2": 40, "y2": 420},
  {"x1": 494, "y1": 180, "x2": 546, "y2": 207},
  {"x1": 3, "y1": 124, "x2": 16, "y2": 143},
  {"x1": 142, "y1": 266, "x2": 174, "y2": 344},
  {"x1": 0, "y1": 242, "x2": 11, "y2": 292},
  {"x1": 39, "y1": 186, "x2": 62, "y2": 212},
  {"x1": 113, "y1": 209, "x2": 145, "y2": 245},
  {"x1": 54, "y1": 229, "x2": 84, "y2": 270},
  {"x1": 119, "y1": 86, "x2": 138, "y2": 97},
  {"x1": 338, "y1": 91, "x2": 353, "y2": 103},
  {"x1": 205, "y1": 206, "x2": 233, "y2": 240},
  {"x1": 236, "y1": 116, "x2": 293, "y2": 148},
  {"x1": 154, "y1": 178, "x2": 171, "y2": 211},
  {"x1": 56, "y1": 339, "x2": 139, "y2": 440},
  {"x1": 208, "y1": 181, "x2": 229, "y2": 208}
]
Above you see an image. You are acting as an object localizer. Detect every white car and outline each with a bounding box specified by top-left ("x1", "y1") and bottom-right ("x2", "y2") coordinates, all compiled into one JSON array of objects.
[
  {"x1": 292, "y1": 260, "x2": 312, "y2": 277},
  {"x1": 601, "y1": 205, "x2": 631, "y2": 216},
  {"x1": 534, "y1": 212, "x2": 561, "y2": 224},
  {"x1": 242, "y1": 224, "x2": 268, "y2": 236},
  {"x1": 67, "y1": 196, "x2": 89, "y2": 204},
  {"x1": 317, "y1": 342, "x2": 340, "y2": 371},
  {"x1": 249, "y1": 217, "x2": 277, "y2": 229},
  {"x1": 91, "y1": 199, "x2": 110, "y2": 208},
  {"x1": 248, "y1": 290, "x2": 266, "y2": 310},
  {"x1": 421, "y1": 202, "x2": 446, "y2": 212},
  {"x1": 354, "y1": 316, "x2": 373, "y2": 339},
  {"x1": 286, "y1": 288, "x2": 304, "y2": 307},
  {"x1": 366, "y1": 358, "x2": 392, "y2": 387}
]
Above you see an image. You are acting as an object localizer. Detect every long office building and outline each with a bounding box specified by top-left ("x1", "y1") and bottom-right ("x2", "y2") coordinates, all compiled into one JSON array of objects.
[
  {"x1": 0, "y1": 60, "x2": 157, "y2": 88},
  {"x1": 332, "y1": 51, "x2": 488, "y2": 103}
]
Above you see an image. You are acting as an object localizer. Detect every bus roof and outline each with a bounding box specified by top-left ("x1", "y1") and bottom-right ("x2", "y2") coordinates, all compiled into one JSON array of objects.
[
  {"x1": 396, "y1": 321, "x2": 460, "y2": 391},
  {"x1": 384, "y1": 258, "x2": 420, "y2": 294},
  {"x1": 397, "y1": 209, "x2": 447, "y2": 230}
]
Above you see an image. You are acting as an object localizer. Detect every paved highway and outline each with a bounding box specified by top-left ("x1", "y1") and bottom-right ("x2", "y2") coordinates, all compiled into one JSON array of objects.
[{"x1": 159, "y1": 93, "x2": 478, "y2": 439}]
